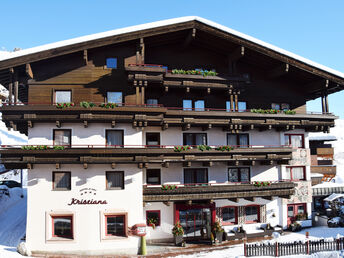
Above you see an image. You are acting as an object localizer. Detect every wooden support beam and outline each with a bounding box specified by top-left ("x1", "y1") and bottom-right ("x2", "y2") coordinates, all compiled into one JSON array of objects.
[
  {"x1": 27, "y1": 163, "x2": 33, "y2": 169},
  {"x1": 183, "y1": 161, "x2": 191, "y2": 167},
  {"x1": 111, "y1": 163, "x2": 116, "y2": 169},
  {"x1": 143, "y1": 202, "x2": 146, "y2": 207},
  {"x1": 202, "y1": 124, "x2": 212, "y2": 131},
  {"x1": 163, "y1": 162, "x2": 169, "y2": 168},
  {"x1": 25, "y1": 63, "x2": 33, "y2": 79},
  {"x1": 186, "y1": 87, "x2": 190, "y2": 93},
  {"x1": 187, "y1": 200, "x2": 192, "y2": 205},
  {"x1": 268, "y1": 63, "x2": 289, "y2": 78},
  {"x1": 28, "y1": 121, "x2": 33, "y2": 128},
  {"x1": 138, "y1": 163, "x2": 143, "y2": 169},
  {"x1": 182, "y1": 124, "x2": 191, "y2": 131},
  {"x1": 55, "y1": 163, "x2": 60, "y2": 169},
  {"x1": 83, "y1": 121, "x2": 88, "y2": 128},
  {"x1": 261, "y1": 196, "x2": 273, "y2": 201},
  {"x1": 207, "y1": 87, "x2": 211, "y2": 94},
  {"x1": 56, "y1": 121, "x2": 61, "y2": 128},
  {"x1": 135, "y1": 86, "x2": 140, "y2": 105},
  {"x1": 164, "y1": 86, "x2": 169, "y2": 92},
  {"x1": 9, "y1": 121, "x2": 16, "y2": 131},
  {"x1": 244, "y1": 197, "x2": 254, "y2": 202},
  {"x1": 162, "y1": 123, "x2": 168, "y2": 131},
  {"x1": 163, "y1": 201, "x2": 171, "y2": 206},
  {"x1": 83, "y1": 163, "x2": 88, "y2": 169},
  {"x1": 182, "y1": 28, "x2": 196, "y2": 49},
  {"x1": 111, "y1": 121, "x2": 116, "y2": 128},
  {"x1": 202, "y1": 161, "x2": 213, "y2": 167},
  {"x1": 83, "y1": 50, "x2": 88, "y2": 65}
]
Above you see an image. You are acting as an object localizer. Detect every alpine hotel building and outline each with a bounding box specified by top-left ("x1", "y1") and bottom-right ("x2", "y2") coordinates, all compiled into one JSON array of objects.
[{"x1": 0, "y1": 17, "x2": 343, "y2": 255}]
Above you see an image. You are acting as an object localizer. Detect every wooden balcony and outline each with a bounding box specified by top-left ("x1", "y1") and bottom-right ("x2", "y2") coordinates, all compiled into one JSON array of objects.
[
  {"x1": 316, "y1": 148, "x2": 334, "y2": 156},
  {"x1": 0, "y1": 145, "x2": 293, "y2": 169},
  {"x1": 143, "y1": 182, "x2": 296, "y2": 202},
  {"x1": 0, "y1": 104, "x2": 336, "y2": 135},
  {"x1": 311, "y1": 165, "x2": 336, "y2": 175}
]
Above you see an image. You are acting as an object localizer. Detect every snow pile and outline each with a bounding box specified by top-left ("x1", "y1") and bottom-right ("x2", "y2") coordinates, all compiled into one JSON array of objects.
[{"x1": 0, "y1": 187, "x2": 26, "y2": 258}]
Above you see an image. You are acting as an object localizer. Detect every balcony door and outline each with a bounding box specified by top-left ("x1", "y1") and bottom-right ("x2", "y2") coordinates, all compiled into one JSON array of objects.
[
  {"x1": 184, "y1": 168, "x2": 208, "y2": 185},
  {"x1": 287, "y1": 203, "x2": 307, "y2": 226}
]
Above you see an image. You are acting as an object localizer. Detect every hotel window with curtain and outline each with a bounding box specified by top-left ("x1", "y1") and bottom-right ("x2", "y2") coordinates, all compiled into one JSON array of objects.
[
  {"x1": 285, "y1": 166, "x2": 305, "y2": 181},
  {"x1": 106, "y1": 171, "x2": 124, "y2": 190},
  {"x1": 53, "y1": 129, "x2": 71, "y2": 147},
  {"x1": 54, "y1": 90, "x2": 71, "y2": 103},
  {"x1": 106, "y1": 130, "x2": 124, "y2": 147},
  {"x1": 285, "y1": 134, "x2": 304, "y2": 148},
  {"x1": 221, "y1": 206, "x2": 237, "y2": 225},
  {"x1": 228, "y1": 167, "x2": 250, "y2": 183},
  {"x1": 52, "y1": 172, "x2": 71, "y2": 190},
  {"x1": 227, "y1": 133, "x2": 249, "y2": 147},
  {"x1": 184, "y1": 168, "x2": 208, "y2": 185},
  {"x1": 183, "y1": 133, "x2": 207, "y2": 146}
]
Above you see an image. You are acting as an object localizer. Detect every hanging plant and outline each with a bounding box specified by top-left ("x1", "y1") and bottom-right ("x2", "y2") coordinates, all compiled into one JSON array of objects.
[{"x1": 174, "y1": 145, "x2": 191, "y2": 152}]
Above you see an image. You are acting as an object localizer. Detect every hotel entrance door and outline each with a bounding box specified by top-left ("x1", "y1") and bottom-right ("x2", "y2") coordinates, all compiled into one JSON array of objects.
[{"x1": 175, "y1": 203, "x2": 215, "y2": 241}]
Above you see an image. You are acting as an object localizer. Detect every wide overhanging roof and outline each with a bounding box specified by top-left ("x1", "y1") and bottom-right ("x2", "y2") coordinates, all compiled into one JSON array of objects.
[{"x1": 0, "y1": 16, "x2": 343, "y2": 98}]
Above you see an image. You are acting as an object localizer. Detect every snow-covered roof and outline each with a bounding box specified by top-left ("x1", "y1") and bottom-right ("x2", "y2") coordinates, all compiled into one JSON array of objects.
[
  {"x1": 309, "y1": 135, "x2": 337, "y2": 141},
  {"x1": 324, "y1": 193, "x2": 344, "y2": 202},
  {"x1": 1, "y1": 16, "x2": 344, "y2": 79}
]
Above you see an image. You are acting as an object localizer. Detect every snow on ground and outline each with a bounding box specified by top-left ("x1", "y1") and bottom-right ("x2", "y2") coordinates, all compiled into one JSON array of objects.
[
  {"x1": 173, "y1": 227, "x2": 344, "y2": 258},
  {"x1": 0, "y1": 187, "x2": 27, "y2": 257}
]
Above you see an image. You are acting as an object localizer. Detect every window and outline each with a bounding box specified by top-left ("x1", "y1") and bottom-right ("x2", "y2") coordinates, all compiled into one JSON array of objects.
[
  {"x1": 146, "y1": 132, "x2": 160, "y2": 147},
  {"x1": 285, "y1": 134, "x2": 304, "y2": 148},
  {"x1": 106, "y1": 171, "x2": 124, "y2": 190},
  {"x1": 53, "y1": 129, "x2": 71, "y2": 147},
  {"x1": 228, "y1": 167, "x2": 250, "y2": 183},
  {"x1": 146, "y1": 169, "x2": 161, "y2": 185},
  {"x1": 245, "y1": 206, "x2": 260, "y2": 223},
  {"x1": 52, "y1": 215, "x2": 73, "y2": 239},
  {"x1": 227, "y1": 133, "x2": 249, "y2": 147},
  {"x1": 183, "y1": 99, "x2": 205, "y2": 111},
  {"x1": 146, "y1": 210, "x2": 160, "y2": 227},
  {"x1": 271, "y1": 103, "x2": 280, "y2": 110},
  {"x1": 55, "y1": 90, "x2": 71, "y2": 103},
  {"x1": 106, "y1": 58, "x2": 117, "y2": 69},
  {"x1": 105, "y1": 215, "x2": 126, "y2": 236},
  {"x1": 287, "y1": 203, "x2": 307, "y2": 223},
  {"x1": 226, "y1": 101, "x2": 232, "y2": 112},
  {"x1": 221, "y1": 206, "x2": 237, "y2": 225},
  {"x1": 52, "y1": 172, "x2": 71, "y2": 190},
  {"x1": 147, "y1": 99, "x2": 158, "y2": 107},
  {"x1": 183, "y1": 133, "x2": 207, "y2": 146},
  {"x1": 238, "y1": 101, "x2": 247, "y2": 112},
  {"x1": 107, "y1": 92, "x2": 122, "y2": 105},
  {"x1": 285, "y1": 166, "x2": 305, "y2": 181},
  {"x1": 184, "y1": 168, "x2": 208, "y2": 185},
  {"x1": 281, "y1": 103, "x2": 290, "y2": 111},
  {"x1": 106, "y1": 130, "x2": 123, "y2": 147}
]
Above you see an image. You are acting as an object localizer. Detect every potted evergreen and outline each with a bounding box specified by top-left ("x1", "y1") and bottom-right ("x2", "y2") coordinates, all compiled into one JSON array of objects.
[
  {"x1": 212, "y1": 219, "x2": 224, "y2": 244},
  {"x1": 172, "y1": 221, "x2": 184, "y2": 246}
]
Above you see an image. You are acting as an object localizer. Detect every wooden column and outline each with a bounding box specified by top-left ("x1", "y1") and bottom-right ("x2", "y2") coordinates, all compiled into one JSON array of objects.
[
  {"x1": 325, "y1": 94, "x2": 329, "y2": 113},
  {"x1": 140, "y1": 38, "x2": 145, "y2": 64},
  {"x1": 234, "y1": 94, "x2": 238, "y2": 111},
  {"x1": 230, "y1": 94, "x2": 234, "y2": 111},
  {"x1": 8, "y1": 68, "x2": 14, "y2": 105},
  {"x1": 14, "y1": 71, "x2": 18, "y2": 105},
  {"x1": 141, "y1": 86, "x2": 145, "y2": 106},
  {"x1": 321, "y1": 95, "x2": 326, "y2": 113},
  {"x1": 135, "y1": 84, "x2": 140, "y2": 105}
]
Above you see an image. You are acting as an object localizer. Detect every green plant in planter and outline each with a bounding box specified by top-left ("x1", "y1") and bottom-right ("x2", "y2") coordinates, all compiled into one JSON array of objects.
[
  {"x1": 53, "y1": 145, "x2": 65, "y2": 150},
  {"x1": 284, "y1": 110, "x2": 296, "y2": 115},
  {"x1": 212, "y1": 219, "x2": 224, "y2": 233},
  {"x1": 21, "y1": 145, "x2": 49, "y2": 150},
  {"x1": 147, "y1": 217, "x2": 158, "y2": 229},
  {"x1": 172, "y1": 221, "x2": 184, "y2": 236},
  {"x1": 250, "y1": 108, "x2": 296, "y2": 115},
  {"x1": 99, "y1": 103, "x2": 118, "y2": 109},
  {"x1": 171, "y1": 68, "x2": 218, "y2": 77},
  {"x1": 56, "y1": 102, "x2": 74, "y2": 109},
  {"x1": 197, "y1": 145, "x2": 212, "y2": 151},
  {"x1": 253, "y1": 181, "x2": 272, "y2": 187},
  {"x1": 295, "y1": 213, "x2": 307, "y2": 221},
  {"x1": 215, "y1": 145, "x2": 234, "y2": 152},
  {"x1": 161, "y1": 184, "x2": 178, "y2": 190},
  {"x1": 174, "y1": 145, "x2": 191, "y2": 152},
  {"x1": 79, "y1": 101, "x2": 96, "y2": 108},
  {"x1": 289, "y1": 221, "x2": 302, "y2": 232}
]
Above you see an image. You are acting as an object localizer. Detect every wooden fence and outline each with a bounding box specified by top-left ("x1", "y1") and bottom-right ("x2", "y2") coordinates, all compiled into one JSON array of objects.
[{"x1": 245, "y1": 237, "x2": 344, "y2": 257}]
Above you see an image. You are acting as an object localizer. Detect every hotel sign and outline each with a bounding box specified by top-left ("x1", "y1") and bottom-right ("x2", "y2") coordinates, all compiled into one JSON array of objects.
[{"x1": 67, "y1": 188, "x2": 108, "y2": 206}]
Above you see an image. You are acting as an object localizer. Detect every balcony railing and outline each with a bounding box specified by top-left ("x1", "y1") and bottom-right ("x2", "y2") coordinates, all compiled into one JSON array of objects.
[
  {"x1": 143, "y1": 181, "x2": 296, "y2": 202},
  {"x1": 0, "y1": 144, "x2": 293, "y2": 169}
]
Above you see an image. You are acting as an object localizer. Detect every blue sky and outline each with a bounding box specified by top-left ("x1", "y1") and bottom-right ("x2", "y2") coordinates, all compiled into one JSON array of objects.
[{"x1": 1, "y1": 0, "x2": 343, "y2": 118}]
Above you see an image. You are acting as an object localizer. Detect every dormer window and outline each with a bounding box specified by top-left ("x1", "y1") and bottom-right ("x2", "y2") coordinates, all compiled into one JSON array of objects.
[{"x1": 106, "y1": 58, "x2": 117, "y2": 69}]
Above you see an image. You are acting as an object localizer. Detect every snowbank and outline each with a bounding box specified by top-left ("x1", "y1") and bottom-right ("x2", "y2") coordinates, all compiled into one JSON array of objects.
[{"x1": 0, "y1": 187, "x2": 25, "y2": 217}]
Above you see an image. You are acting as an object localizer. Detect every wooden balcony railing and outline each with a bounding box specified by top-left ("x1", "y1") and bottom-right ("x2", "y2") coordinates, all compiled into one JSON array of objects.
[
  {"x1": 0, "y1": 103, "x2": 336, "y2": 135},
  {"x1": 143, "y1": 181, "x2": 296, "y2": 202},
  {"x1": 0, "y1": 145, "x2": 293, "y2": 169}
]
